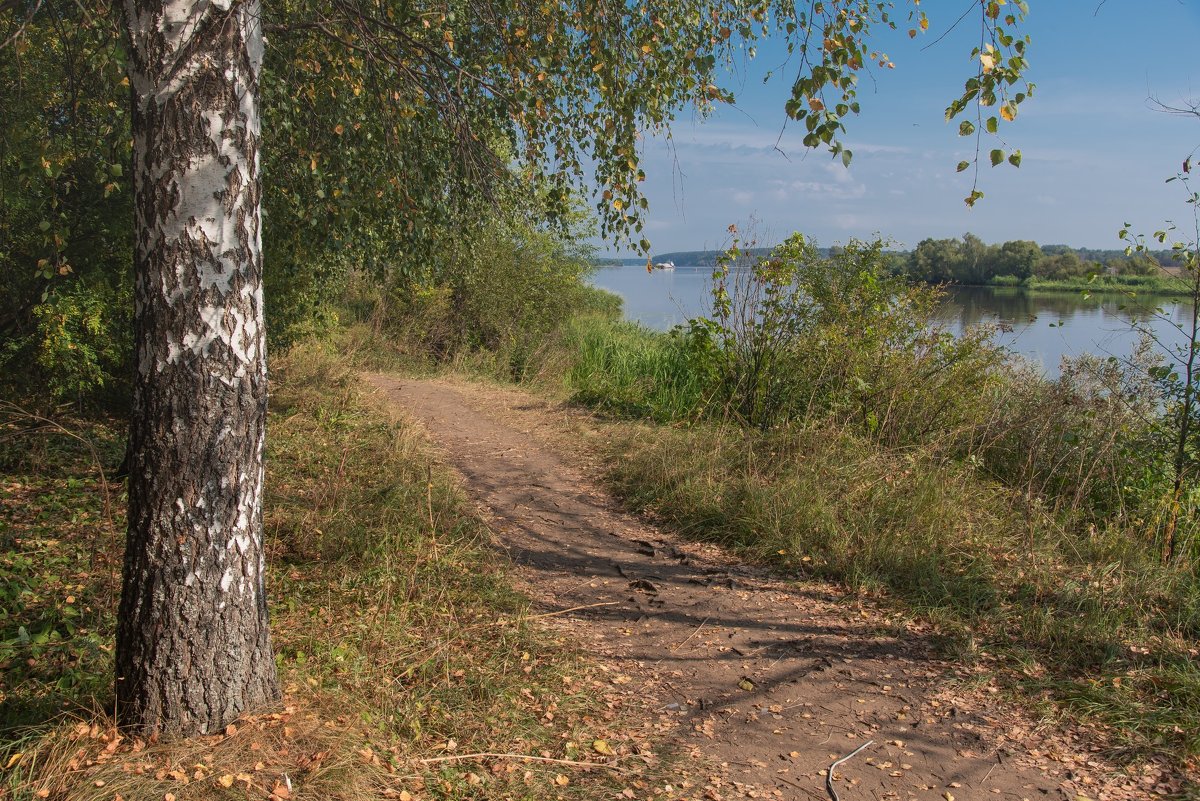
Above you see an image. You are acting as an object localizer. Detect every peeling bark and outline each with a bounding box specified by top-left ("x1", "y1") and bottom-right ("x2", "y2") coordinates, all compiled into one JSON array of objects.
[{"x1": 116, "y1": 0, "x2": 279, "y2": 737}]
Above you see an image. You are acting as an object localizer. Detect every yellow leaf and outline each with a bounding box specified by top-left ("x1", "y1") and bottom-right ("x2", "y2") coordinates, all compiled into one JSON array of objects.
[
  {"x1": 999, "y1": 103, "x2": 1016, "y2": 122},
  {"x1": 218, "y1": 775, "x2": 235, "y2": 788},
  {"x1": 593, "y1": 739, "x2": 615, "y2": 755},
  {"x1": 554, "y1": 774, "x2": 570, "y2": 786},
  {"x1": 612, "y1": 199, "x2": 624, "y2": 211},
  {"x1": 979, "y1": 52, "x2": 995, "y2": 72},
  {"x1": 592, "y1": 63, "x2": 605, "y2": 73},
  {"x1": 4, "y1": 752, "x2": 22, "y2": 770}
]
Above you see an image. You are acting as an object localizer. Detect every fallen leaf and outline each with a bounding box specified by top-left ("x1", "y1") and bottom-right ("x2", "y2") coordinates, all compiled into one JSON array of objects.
[
  {"x1": 218, "y1": 774, "x2": 235, "y2": 788},
  {"x1": 554, "y1": 774, "x2": 570, "y2": 786},
  {"x1": 593, "y1": 739, "x2": 615, "y2": 756}
]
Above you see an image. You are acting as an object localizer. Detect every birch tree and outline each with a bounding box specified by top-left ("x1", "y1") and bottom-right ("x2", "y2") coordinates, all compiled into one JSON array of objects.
[{"x1": 114, "y1": 0, "x2": 277, "y2": 735}]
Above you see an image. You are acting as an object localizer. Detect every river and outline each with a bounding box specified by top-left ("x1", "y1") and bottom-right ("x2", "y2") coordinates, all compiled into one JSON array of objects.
[{"x1": 589, "y1": 264, "x2": 1195, "y2": 376}]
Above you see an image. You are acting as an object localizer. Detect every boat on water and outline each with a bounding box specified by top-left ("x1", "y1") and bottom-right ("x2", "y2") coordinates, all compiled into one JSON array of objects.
[{"x1": 652, "y1": 260, "x2": 675, "y2": 271}]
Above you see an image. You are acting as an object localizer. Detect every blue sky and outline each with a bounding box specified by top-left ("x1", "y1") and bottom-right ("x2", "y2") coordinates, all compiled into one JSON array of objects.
[{"x1": 605, "y1": 1, "x2": 1200, "y2": 256}]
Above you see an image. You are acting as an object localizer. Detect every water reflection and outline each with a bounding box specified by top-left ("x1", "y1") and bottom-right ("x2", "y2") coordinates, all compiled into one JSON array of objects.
[
  {"x1": 939, "y1": 287, "x2": 1190, "y2": 373},
  {"x1": 588, "y1": 265, "x2": 1191, "y2": 376}
]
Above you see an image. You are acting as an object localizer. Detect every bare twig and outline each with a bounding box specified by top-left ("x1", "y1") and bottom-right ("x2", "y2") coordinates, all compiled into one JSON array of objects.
[
  {"x1": 670, "y1": 615, "x2": 711, "y2": 652},
  {"x1": 418, "y1": 751, "x2": 629, "y2": 773},
  {"x1": 825, "y1": 739, "x2": 874, "y2": 801},
  {"x1": 493, "y1": 601, "x2": 619, "y2": 625},
  {"x1": 1, "y1": 0, "x2": 46, "y2": 49}
]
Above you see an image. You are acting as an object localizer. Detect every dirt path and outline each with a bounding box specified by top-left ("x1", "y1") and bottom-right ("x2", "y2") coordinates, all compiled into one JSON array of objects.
[{"x1": 367, "y1": 373, "x2": 1157, "y2": 801}]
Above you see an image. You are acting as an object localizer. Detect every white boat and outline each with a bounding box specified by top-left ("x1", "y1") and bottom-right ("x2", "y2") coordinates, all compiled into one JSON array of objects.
[{"x1": 652, "y1": 260, "x2": 675, "y2": 271}]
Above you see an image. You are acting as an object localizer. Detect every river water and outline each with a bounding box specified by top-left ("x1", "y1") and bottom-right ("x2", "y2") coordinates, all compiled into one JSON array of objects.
[{"x1": 589, "y1": 264, "x2": 1195, "y2": 376}]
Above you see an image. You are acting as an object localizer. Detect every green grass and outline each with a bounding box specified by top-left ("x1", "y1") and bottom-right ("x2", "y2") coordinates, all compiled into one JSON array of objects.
[
  {"x1": 0, "y1": 411, "x2": 123, "y2": 734},
  {"x1": 987, "y1": 273, "x2": 1194, "y2": 296},
  {"x1": 0, "y1": 340, "x2": 663, "y2": 800},
  {"x1": 565, "y1": 316, "x2": 710, "y2": 422}
]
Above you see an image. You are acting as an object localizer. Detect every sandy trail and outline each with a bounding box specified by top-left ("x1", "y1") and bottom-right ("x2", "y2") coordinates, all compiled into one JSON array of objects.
[{"x1": 368, "y1": 372, "x2": 1147, "y2": 801}]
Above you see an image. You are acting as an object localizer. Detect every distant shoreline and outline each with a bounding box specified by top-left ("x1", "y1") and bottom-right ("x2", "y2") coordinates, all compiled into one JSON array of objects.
[{"x1": 949, "y1": 275, "x2": 1193, "y2": 297}]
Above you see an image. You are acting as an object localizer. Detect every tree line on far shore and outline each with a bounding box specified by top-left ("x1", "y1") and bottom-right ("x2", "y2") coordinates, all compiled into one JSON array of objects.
[
  {"x1": 628, "y1": 236, "x2": 1176, "y2": 286},
  {"x1": 898, "y1": 234, "x2": 1174, "y2": 285}
]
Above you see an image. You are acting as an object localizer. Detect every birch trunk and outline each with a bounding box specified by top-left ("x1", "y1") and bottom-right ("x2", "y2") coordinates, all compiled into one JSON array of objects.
[{"x1": 116, "y1": 0, "x2": 279, "y2": 736}]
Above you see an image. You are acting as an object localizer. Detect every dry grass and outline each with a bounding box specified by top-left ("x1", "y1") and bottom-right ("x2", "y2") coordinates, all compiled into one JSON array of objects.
[{"x1": 2, "y1": 339, "x2": 666, "y2": 801}]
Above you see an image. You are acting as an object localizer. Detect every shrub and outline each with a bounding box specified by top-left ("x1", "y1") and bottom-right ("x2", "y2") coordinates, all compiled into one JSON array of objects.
[
  {"x1": 675, "y1": 233, "x2": 1006, "y2": 443},
  {"x1": 0, "y1": 275, "x2": 132, "y2": 407},
  {"x1": 377, "y1": 220, "x2": 608, "y2": 381}
]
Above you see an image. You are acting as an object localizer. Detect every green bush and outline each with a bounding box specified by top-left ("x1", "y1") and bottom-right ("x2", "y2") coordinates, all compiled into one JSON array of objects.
[
  {"x1": 377, "y1": 219, "x2": 612, "y2": 381},
  {"x1": 572, "y1": 233, "x2": 1005, "y2": 445},
  {"x1": 0, "y1": 276, "x2": 132, "y2": 406}
]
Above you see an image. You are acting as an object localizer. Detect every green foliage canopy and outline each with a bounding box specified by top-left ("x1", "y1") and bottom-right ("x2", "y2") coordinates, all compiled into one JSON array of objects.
[{"x1": 1, "y1": 0, "x2": 1033, "y2": 399}]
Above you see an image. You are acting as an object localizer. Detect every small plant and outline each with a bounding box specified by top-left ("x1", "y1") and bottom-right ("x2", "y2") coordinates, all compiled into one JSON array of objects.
[{"x1": 1119, "y1": 161, "x2": 1200, "y2": 562}]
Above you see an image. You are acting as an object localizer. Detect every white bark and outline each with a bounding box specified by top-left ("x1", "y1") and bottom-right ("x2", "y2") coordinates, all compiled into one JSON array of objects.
[{"x1": 117, "y1": 0, "x2": 278, "y2": 737}]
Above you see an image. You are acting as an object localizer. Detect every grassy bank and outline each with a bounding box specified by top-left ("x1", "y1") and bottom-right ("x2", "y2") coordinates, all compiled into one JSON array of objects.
[
  {"x1": 597, "y1": 411, "x2": 1200, "y2": 760},
  {"x1": 1, "y1": 341, "x2": 658, "y2": 800},
  {"x1": 985, "y1": 273, "x2": 1193, "y2": 295},
  {"x1": 555, "y1": 238, "x2": 1200, "y2": 772}
]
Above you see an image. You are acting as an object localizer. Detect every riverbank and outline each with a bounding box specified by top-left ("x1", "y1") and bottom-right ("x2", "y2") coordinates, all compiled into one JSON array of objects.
[
  {"x1": 558, "y1": 238, "x2": 1200, "y2": 775},
  {"x1": 978, "y1": 273, "x2": 1194, "y2": 296},
  {"x1": 364, "y1": 369, "x2": 1177, "y2": 799}
]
